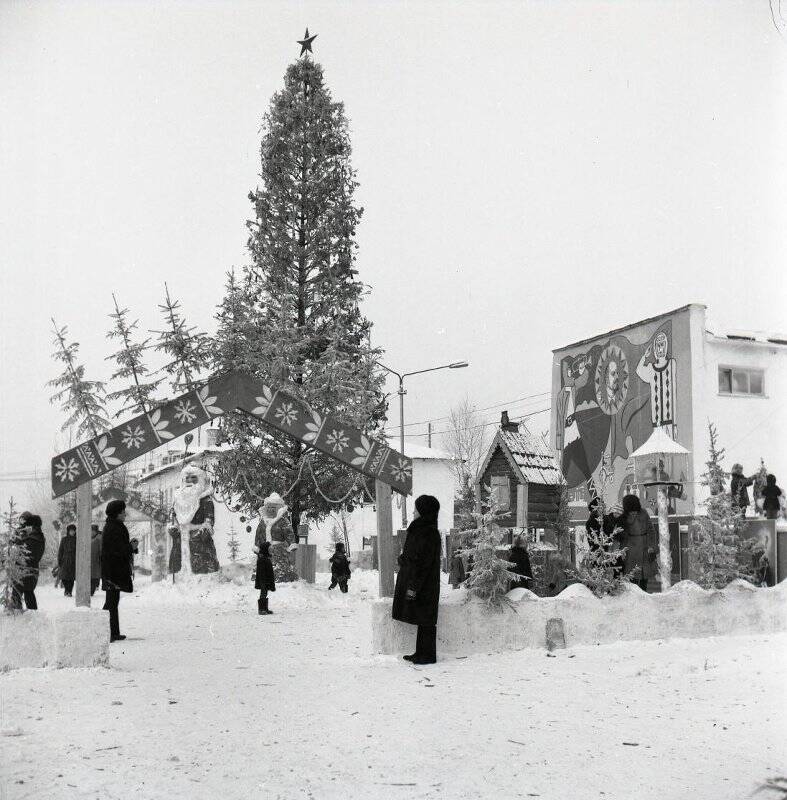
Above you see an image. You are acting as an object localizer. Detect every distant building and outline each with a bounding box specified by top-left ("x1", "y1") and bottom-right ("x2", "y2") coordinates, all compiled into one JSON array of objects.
[
  {"x1": 476, "y1": 411, "x2": 562, "y2": 537},
  {"x1": 551, "y1": 303, "x2": 787, "y2": 521}
]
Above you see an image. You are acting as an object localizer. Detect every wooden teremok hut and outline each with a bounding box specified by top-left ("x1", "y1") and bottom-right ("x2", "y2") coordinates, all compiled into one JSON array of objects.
[{"x1": 476, "y1": 411, "x2": 563, "y2": 536}]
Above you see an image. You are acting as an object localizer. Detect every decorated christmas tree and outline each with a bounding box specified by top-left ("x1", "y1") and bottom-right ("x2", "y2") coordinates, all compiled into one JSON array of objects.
[
  {"x1": 691, "y1": 422, "x2": 745, "y2": 589},
  {"x1": 105, "y1": 294, "x2": 162, "y2": 417},
  {"x1": 212, "y1": 45, "x2": 386, "y2": 536},
  {"x1": 462, "y1": 487, "x2": 519, "y2": 608},
  {"x1": 1, "y1": 498, "x2": 29, "y2": 612},
  {"x1": 48, "y1": 320, "x2": 110, "y2": 439}
]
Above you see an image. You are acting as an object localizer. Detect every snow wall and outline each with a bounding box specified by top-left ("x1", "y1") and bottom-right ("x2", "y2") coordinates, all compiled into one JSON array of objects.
[
  {"x1": 371, "y1": 580, "x2": 787, "y2": 656},
  {"x1": 0, "y1": 609, "x2": 109, "y2": 671}
]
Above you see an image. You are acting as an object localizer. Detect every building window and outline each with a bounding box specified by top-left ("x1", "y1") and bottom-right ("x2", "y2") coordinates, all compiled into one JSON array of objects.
[
  {"x1": 490, "y1": 475, "x2": 510, "y2": 511},
  {"x1": 718, "y1": 367, "x2": 765, "y2": 397}
]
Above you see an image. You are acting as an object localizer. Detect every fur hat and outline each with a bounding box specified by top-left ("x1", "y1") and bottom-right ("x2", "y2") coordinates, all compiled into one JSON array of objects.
[
  {"x1": 622, "y1": 494, "x2": 642, "y2": 514},
  {"x1": 106, "y1": 499, "x2": 126, "y2": 518},
  {"x1": 25, "y1": 514, "x2": 42, "y2": 529},
  {"x1": 731, "y1": 463, "x2": 743, "y2": 475},
  {"x1": 335, "y1": 541, "x2": 346, "y2": 551},
  {"x1": 414, "y1": 494, "x2": 440, "y2": 522}
]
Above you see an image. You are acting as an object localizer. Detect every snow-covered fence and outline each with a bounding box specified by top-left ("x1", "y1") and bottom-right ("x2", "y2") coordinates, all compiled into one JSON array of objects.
[
  {"x1": 371, "y1": 580, "x2": 787, "y2": 657},
  {"x1": 0, "y1": 609, "x2": 109, "y2": 670}
]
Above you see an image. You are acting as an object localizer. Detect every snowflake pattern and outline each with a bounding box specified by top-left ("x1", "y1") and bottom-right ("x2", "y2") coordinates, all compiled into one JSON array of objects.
[
  {"x1": 173, "y1": 399, "x2": 197, "y2": 425},
  {"x1": 54, "y1": 457, "x2": 80, "y2": 483},
  {"x1": 389, "y1": 457, "x2": 412, "y2": 484},
  {"x1": 303, "y1": 410, "x2": 324, "y2": 443},
  {"x1": 121, "y1": 424, "x2": 146, "y2": 450},
  {"x1": 326, "y1": 429, "x2": 349, "y2": 454},
  {"x1": 274, "y1": 402, "x2": 298, "y2": 427}
]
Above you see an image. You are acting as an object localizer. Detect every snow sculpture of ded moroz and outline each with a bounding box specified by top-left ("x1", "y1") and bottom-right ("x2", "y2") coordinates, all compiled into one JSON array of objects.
[
  {"x1": 254, "y1": 492, "x2": 298, "y2": 581},
  {"x1": 169, "y1": 464, "x2": 220, "y2": 576}
]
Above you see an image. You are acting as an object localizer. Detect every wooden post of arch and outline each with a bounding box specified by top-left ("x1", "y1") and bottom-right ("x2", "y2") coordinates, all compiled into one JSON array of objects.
[
  {"x1": 75, "y1": 481, "x2": 92, "y2": 607},
  {"x1": 376, "y1": 480, "x2": 395, "y2": 598}
]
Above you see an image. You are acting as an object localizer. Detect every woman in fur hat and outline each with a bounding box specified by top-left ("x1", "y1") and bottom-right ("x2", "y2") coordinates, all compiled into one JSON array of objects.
[
  {"x1": 391, "y1": 494, "x2": 442, "y2": 665},
  {"x1": 252, "y1": 538, "x2": 276, "y2": 615},
  {"x1": 101, "y1": 500, "x2": 134, "y2": 642}
]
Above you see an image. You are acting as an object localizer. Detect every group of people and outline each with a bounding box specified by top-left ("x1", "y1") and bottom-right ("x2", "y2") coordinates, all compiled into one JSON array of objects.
[
  {"x1": 586, "y1": 494, "x2": 658, "y2": 589},
  {"x1": 729, "y1": 464, "x2": 783, "y2": 519},
  {"x1": 11, "y1": 501, "x2": 138, "y2": 643}
]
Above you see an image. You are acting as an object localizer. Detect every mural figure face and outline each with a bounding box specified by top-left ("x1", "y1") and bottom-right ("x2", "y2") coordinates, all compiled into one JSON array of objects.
[
  {"x1": 606, "y1": 361, "x2": 619, "y2": 394},
  {"x1": 654, "y1": 332, "x2": 668, "y2": 361}
]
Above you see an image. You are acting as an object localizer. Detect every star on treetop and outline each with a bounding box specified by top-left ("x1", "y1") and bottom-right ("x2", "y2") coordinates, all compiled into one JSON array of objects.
[{"x1": 297, "y1": 28, "x2": 317, "y2": 57}]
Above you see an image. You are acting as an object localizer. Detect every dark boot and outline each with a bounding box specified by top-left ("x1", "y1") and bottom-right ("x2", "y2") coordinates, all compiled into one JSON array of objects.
[
  {"x1": 262, "y1": 598, "x2": 273, "y2": 615},
  {"x1": 257, "y1": 599, "x2": 265, "y2": 615},
  {"x1": 411, "y1": 625, "x2": 437, "y2": 664}
]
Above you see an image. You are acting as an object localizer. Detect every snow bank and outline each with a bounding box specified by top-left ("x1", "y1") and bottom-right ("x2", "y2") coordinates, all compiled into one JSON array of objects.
[
  {"x1": 0, "y1": 609, "x2": 109, "y2": 670},
  {"x1": 372, "y1": 580, "x2": 787, "y2": 656}
]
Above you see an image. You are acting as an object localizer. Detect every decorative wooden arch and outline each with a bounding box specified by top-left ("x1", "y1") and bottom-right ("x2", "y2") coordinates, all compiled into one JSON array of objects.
[{"x1": 51, "y1": 370, "x2": 410, "y2": 605}]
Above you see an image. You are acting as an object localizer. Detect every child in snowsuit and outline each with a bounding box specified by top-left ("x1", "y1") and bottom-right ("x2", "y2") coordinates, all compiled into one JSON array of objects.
[
  {"x1": 253, "y1": 538, "x2": 276, "y2": 615},
  {"x1": 761, "y1": 474, "x2": 783, "y2": 520},
  {"x1": 328, "y1": 542, "x2": 351, "y2": 593}
]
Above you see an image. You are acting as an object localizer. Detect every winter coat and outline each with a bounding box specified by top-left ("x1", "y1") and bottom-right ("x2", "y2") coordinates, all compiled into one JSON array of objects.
[
  {"x1": 617, "y1": 509, "x2": 658, "y2": 580},
  {"x1": 253, "y1": 529, "x2": 276, "y2": 592},
  {"x1": 448, "y1": 553, "x2": 466, "y2": 588},
  {"x1": 329, "y1": 553, "x2": 351, "y2": 580},
  {"x1": 761, "y1": 480, "x2": 782, "y2": 513},
  {"x1": 507, "y1": 545, "x2": 533, "y2": 589},
  {"x1": 391, "y1": 516, "x2": 441, "y2": 627},
  {"x1": 57, "y1": 535, "x2": 77, "y2": 582},
  {"x1": 16, "y1": 527, "x2": 46, "y2": 591},
  {"x1": 101, "y1": 517, "x2": 134, "y2": 593},
  {"x1": 91, "y1": 531, "x2": 102, "y2": 579},
  {"x1": 730, "y1": 474, "x2": 754, "y2": 510}
]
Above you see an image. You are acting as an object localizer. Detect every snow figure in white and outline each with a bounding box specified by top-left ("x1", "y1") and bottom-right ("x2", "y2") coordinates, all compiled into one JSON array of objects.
[
  {"x1": 170, "y1": 464, "x2": 220, "y2": 576},
  {"x1": 636, "y1": 329, "x2": 677, "y2": 438},
  {"x1": 254, "y1": 492, "x2": 298, "y2": 582}
]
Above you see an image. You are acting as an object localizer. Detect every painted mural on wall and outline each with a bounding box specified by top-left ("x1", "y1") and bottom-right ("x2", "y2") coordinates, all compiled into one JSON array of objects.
[{"x1": 556, "y1": 318, "x2": 683, "y2": 505}]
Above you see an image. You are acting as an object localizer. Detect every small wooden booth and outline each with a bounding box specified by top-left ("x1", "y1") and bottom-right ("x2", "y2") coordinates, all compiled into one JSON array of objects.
[{"x1": 476, "y1": 411, "x2": 563, "y2": 539}]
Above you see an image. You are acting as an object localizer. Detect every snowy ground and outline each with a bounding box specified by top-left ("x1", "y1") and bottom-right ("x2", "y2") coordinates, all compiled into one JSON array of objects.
[{"x1": 1, "y1": 571, "x2": 785, "y2": 800}]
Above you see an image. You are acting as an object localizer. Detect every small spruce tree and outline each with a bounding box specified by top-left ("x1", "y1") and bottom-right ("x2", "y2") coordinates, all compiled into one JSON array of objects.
[
  {"x1": 48, "y1": 320, "x2": 110, "y2": 438},
  {"x1": 105, "y1": 294, "x2": 162, "y2": 417},
  {"x1": 462, "y1": 487, "x2": 519, "y2": 608},
  {"x1": 152, "y1": 284, "x2": 210, "y2": 394},
  {"x1": 1, "y1": 498, "x2": 30, "y2": 612},
  {"x1": 690, "y1": 422, "x2": 744, "y2": 589},
  {"x1": 227, "y1": 523, "x2": 241, "y2": 562}
]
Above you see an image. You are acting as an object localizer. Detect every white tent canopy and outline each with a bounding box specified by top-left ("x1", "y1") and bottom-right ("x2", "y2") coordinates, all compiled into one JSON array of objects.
[{"x1": 630, "y1": 426, "x2": 690, "y2": 458}]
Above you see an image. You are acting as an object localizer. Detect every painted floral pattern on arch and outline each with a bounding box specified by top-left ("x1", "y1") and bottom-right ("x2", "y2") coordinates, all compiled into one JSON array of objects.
[
  {"x1": 121, "y1": 424, "x2": 146, "y2": 450},
  {"x1": 389, "y1": 457, "x2": 412, "y2": 484},
  {"x1": 54, "y1": 457, "x2": 80, "y2": 483},
  {"x1": 274, "y1": 402, "x2": 298, "y2": 427},
  {"x1": 173, "y1": 399, "x2": 197, "y2": 425},
  {"x1": 326, "y1": 429, "x2": 349, "y2": 453}
]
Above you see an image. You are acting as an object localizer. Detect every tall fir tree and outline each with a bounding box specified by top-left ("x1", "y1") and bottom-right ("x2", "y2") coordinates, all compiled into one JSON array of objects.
[
  {"x1": 1, "y1": 498, "x2": 29, "y2": 612},
  {"x1": 48, "y1": 320, "x2": 110, "y2": 439},
  {"x1": 691, "y1": 422, "x2": 747, "y2": 589},
  {"x1": 212, "y1": 55, "x2": 386, "y2": 535},
  {"x1": 152, "y1": 284, "x2": 210, "y2": 395},
  {"x1": 105, "y1": 294, "x2": 162, "y2": 417}
]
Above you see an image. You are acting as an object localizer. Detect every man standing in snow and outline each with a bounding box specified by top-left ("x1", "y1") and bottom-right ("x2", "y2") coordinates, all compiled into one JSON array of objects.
[{"x1": 170, "y1": 464, "x2": 220, "y2": 576}]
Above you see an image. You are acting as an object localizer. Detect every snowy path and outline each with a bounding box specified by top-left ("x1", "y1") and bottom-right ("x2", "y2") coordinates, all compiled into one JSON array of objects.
[{"x1": 1, "y1": 575, "x2": 785, "y2": 800}]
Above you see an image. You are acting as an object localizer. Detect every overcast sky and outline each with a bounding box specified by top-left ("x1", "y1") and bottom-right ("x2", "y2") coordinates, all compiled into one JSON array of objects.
[{"x1": 1, "y1": 0, "x2": 785, "y2": 484}]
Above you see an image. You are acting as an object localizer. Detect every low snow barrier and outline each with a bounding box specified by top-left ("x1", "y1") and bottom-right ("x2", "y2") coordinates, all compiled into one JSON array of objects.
[
  {"x1": 371, "y1": 580, "x2": 787, "y2": 656},
  {"x1": 0, "y1": 609, "x2": 109, "y2": 671}
]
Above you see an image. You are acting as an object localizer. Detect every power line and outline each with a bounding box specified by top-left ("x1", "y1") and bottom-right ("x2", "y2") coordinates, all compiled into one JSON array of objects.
[
  {"x1": 381, "y1": 389, "x2": 552, "y2": 432},
  {"x1": 401, "y1": 406, "x2": 551, "y2": 439}
]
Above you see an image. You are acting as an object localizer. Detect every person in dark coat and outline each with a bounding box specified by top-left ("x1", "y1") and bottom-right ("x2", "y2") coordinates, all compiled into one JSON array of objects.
[
  {"x1": 328, "y1": 542, "x2": 351, "y2": 593},
  {"x1": 391, "y1": 494, "x2": 442, "y2": 665},
  {"x1": 617, "y1": 494, "x2": 658, "y2": 590},
  {"x1": 58, "y1": 524, "x2": 77, "y2": 596},
  {"x1": 12, "y1": 513, "x2": 46, "y2": 610},
  {"x1": 761, "y1": 474, "x2": 783, "y2": 520},
  {"x1": 252, "y1": 536, "x2": 276, "y2": 615},
  {"x1": 507, "y1": 534, "x2": 533, "y2": 591},
  {"x1": 730, "y1": 464, "x2": 757, "y2": 517},
  {"x1": 101, "y1": 500, "x2": 134, "y2": 642},
  {"x1": 90, "y1": 524, "x2": 102, "y2": 596}
]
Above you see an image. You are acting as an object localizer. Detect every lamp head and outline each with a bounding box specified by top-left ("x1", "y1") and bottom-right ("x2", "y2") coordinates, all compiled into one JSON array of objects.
[{"x1": 449, "y1": 361, "x2": 469, "y2": 369}]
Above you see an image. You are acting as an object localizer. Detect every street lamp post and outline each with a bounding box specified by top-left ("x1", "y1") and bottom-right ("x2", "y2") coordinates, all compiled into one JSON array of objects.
[{"x1": 377, "y1": 360, "x2": 469, "y2": 528}]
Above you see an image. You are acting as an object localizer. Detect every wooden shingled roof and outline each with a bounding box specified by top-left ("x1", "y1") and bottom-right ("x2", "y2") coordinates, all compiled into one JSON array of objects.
[{"x1": 478, "y1": 419, "x2": 563, "y2": 487}]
